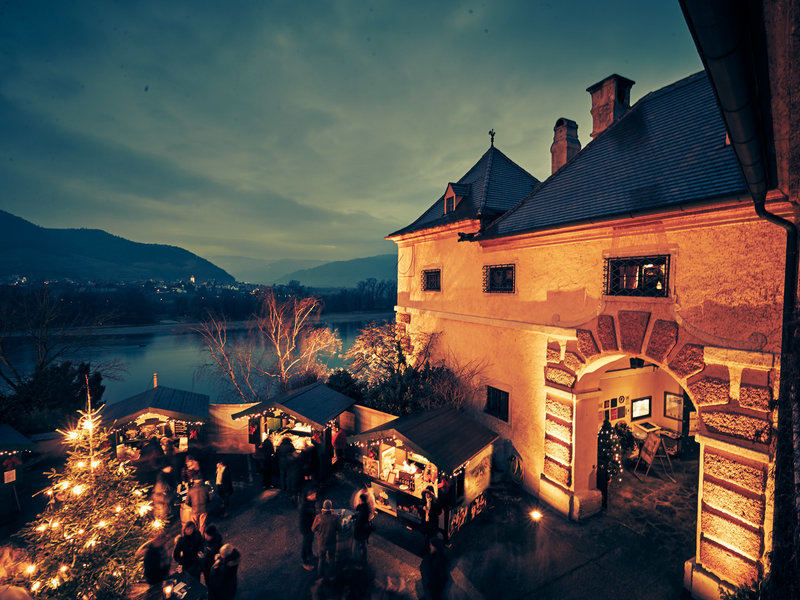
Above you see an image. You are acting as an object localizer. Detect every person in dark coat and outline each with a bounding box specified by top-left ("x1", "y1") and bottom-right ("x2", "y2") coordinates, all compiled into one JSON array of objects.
[
  {"x1": 300, "y1": 440, "x2": 320, "y2": 484},
  {"x1": 312, "y1": 499, "x2": 341, "y2": 578},
  {"x1": 207, "y1": 543, "x2": 240, "y2": 600},
  {"x1": 332, "y1": 427, "x2": 347, "y2": 472},
  {"x1": 352, "y1": 493, "x2": 372, "y2": 563},
  {"x1": 287, "y1": 452, "x2": 304, "y2": 504},
  {"x1": 199, "y1": 523, "x2": 223, "y2": 586},
  {"x1": 259, "y1": 438, "x2": 274, "y2": 488},
  {"x1": 277, "y1": 437, "x2": 296, "y2": 491},
  {"x1": 421, "y1": 486, "x2": 442, "y2": 553},
  {"x1": 299, "y1": 487, "x2": 318, "y2": 570},
  {"x1": 142, "y1": 532, "x2": 171, "y2": 587},
  {"x1": 215, "y1": 459, "x2": 233, "y2": 517},
  {"x1": 173, "y1": 521, "x2": 203, "y2": 579},
  {"x1": 420, "y1": 537, "x2": 449, "y2": 600}
]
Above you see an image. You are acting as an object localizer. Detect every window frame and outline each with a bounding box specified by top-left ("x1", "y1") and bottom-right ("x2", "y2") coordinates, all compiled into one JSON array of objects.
[
  {"x1": 421, "y1": 268, "x2": 442, "y2": 292},
  {"x1": 483, "y1": 264, "x2": 515, "y2": 294},
  {"x1": 484, "y1": 385, "x2": 510, "y2": 422},
  {"x1": 603, "y1": 255, "x2": 670, "y2": 298}
]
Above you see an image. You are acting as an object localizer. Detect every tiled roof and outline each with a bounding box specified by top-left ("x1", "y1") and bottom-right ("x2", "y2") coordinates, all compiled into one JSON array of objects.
[
  {"x1": 101, "y1": 386, "x2": 210, "y2": 427},
  {"x1": 387, "y1": 146, "x2": 539, "y2": 238},
  {"x1": 348, "y1": 407, "x2": 499, "y2": 474},
  {"x1": 482, "y1": 72, "x2": 747, "y2": 238}
]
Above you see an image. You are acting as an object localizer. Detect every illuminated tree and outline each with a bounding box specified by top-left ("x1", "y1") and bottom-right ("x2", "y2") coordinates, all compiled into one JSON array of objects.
[
  {"x1": 14, "y1": 397, "x2": 160, "y2": 599},
  {"x1": 597, "y1": 419, "x2": 624, "y2": 484},
  {"x1": 345, "y1": 321, "x2": 434, "y2": 386}
]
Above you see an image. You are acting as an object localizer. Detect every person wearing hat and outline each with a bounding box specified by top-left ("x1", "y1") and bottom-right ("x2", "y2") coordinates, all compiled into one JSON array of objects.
[
  {"x1": 207, "y1": 543, "x2": 240, "y2": 600},
  {"x1": 420, "y1": 536, "x2": 449, "y2": 600},
  {"x1": 311, "y1": 498, "x2": 341, "y2": 578}
]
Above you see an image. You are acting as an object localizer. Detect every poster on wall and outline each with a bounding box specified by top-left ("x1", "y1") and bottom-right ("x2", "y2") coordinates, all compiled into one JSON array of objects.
[{"x1": 664, "y1": 392, "x2": 683, "y2": 420}]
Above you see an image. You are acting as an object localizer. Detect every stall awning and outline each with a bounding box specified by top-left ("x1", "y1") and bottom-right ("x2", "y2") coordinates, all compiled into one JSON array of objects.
[
  {"x1": 0, "y1": 424, "x2": 35, "y2": 453},
  {"x1": 348, "y1": 408, "x2": 499, "y2": 474},
  {"x1": 230, "y1": 382, "x2": 355, "y2": 430},
  {"x1": 101, "y1": 386, "x2": 210, "y2": 428}
]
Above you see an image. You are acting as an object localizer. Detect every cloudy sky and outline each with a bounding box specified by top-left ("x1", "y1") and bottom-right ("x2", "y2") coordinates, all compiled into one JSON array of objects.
[{"x1": 0, "y1": 1, "x2": 702, "y2": 277}]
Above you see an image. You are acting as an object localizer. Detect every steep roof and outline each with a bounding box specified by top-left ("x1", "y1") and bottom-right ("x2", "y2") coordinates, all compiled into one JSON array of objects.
[
  {"x1": 0, "y1": 424, "x2": 34, "y2": 453},
  {"x1": 230, "y1": 381, "x2": 355, "y2": 430},
  {"x1": 101, "y1": 386, "x2": 210, "y2": 428},
  {"x1": 348, "y1": 407, "x2": 498, "y2": 474},
  {"x1": 481, "y1": 72, "x2": 747, "y2": 238},
  {"x1": 387, "y1": 145, "x2": 539, "y2": 238}
]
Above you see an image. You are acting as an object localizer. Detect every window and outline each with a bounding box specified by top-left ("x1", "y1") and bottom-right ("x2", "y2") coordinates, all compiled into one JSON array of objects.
[
  {"x1": 483, "y1": 264, "x2": 515, "y2": 293},
  {"x1": 445, "y1": 195, "x2": 455, "y2": 214},
  {"x1": 604, "y1": 255, "x2": 669, "y2": 297},
  {"x1": 485, "y1": 386, "x2": 509, "y2": 422},
  {"x1": 630, "y1": 396, "x2": 652, "y2": 420},
  {"x1": 421, "y1": 269, "x2": 441, "y2": 291}
]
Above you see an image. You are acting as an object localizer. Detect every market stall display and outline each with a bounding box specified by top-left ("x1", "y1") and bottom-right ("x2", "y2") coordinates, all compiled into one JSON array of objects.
[{"x1": 349, "y1": 407, "x2": 498, "y2": 538}]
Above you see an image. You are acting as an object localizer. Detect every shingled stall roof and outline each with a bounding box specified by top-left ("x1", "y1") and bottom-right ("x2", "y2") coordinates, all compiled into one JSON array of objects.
[
  {"x1": 481, "y1": 72, "x2": 748, "y2": 239},
  {"x1": 101, "y1": 386, "x2": 210, "y2": 428},
  {"x1": 349, "y1": 407, "x2": 499, "y2": 475},
  {"x1": 230, "y1": 382, "x2": 355, "y2": 430},
  {"x1": 387, "y1": 145, "x2": 539, "y2": 238},
  {"x1": 0, "y1": 424, "x2": 35, "y2": 453}
]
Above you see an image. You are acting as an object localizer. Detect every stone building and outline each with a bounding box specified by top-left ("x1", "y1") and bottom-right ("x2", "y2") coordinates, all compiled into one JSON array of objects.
[{"x1": 387, "y1": 70, "x2": 793, "y2": 599}]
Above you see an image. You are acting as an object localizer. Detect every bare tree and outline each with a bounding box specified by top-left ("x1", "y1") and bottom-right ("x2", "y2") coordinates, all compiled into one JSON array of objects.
[{"x1": 195, "y1": 288, "x2": 341, "y2": 401}]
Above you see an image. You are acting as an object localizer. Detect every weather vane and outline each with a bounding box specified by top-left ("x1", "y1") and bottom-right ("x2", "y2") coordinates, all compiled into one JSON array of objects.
[{"x1": 489, "y1": 129, "x2": 496, "y2": 146}]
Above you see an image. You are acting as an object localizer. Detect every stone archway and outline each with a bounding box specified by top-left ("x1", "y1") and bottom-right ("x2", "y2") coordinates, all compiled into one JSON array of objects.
[{"x1": 539, "y1": 310, "x2": 777, "y2": 599}]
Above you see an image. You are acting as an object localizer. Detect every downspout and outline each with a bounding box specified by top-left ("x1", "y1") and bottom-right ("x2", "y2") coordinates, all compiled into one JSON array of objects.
[{"x1": 680, "y1": 0, "x2": 799, "y2": 593}]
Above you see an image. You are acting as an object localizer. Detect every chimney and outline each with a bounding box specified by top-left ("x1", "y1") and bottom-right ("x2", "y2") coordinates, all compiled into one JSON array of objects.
[
  {"x1": 586, "y1": 74, "x2": 635, "y2": 138},
  {"x1": 550, "y1": 118, "x2": 581, "y2": 174},
  {"x1": 153, "y1": 373, "x2": 158, "y2": 388}
]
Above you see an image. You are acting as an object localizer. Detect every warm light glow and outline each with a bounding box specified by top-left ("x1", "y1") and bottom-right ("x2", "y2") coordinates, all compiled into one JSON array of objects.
[
  {"x1": 91, "y1": 460, "x2": 100, "y2": 469},
  {"x1": 31, "y1": 582, "x2": 41, "y2": 592},
  {"x1": 164, "y1": 584, "x2": 173, "y2": 597},
  {"x1": 138, "y1": 503, "x2": 152, "y2": 516},
  {"x1": 35, "y1": 524, "x2": 46, "y2": 532},
  {"x1": 97, "y1": 520, "x2": 107, "y2": 528},
  {"x1": 72, "y1": 484, "x2": 86, "y2": 496},
  {"x1": 152, "y1": 518, "x2": 163, "y2": 530},
  {"x1": 68, "y1": 431, "x2": 79, "y2": 440},
  {"x1": 51, "y1": 521, "x2": 59, "y2": 529},
  {"x1": 530, "y1": 510, "x2": 543, "y2": 521},
  {"x1": 82, "y1": 419, "x2": 93, "y2": 431},
  {"x1": 50, "y1": 577, "x2": 59, "y2": 588},
  {"x1": 25, "y1": 564, "x2": 36, "y2": 575},
  {"x1": 77, "y1": 461, "x2": 87, "y2": 468},
  {"x1": 59, "y1": 565, "x2": 67, "y2": 573},
  {"x1": 115, "y1": 505, "x2": 122, "y2": 513}
]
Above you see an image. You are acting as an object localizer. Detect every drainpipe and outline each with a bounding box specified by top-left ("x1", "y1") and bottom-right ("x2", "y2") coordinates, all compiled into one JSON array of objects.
[{"x1": 681, "y1": 0, "x2": 799, "y2": 594}]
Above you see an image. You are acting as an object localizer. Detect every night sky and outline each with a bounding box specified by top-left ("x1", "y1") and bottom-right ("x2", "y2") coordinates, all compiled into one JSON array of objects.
[{"x1": 0, "y1": 1, "x2": 702, "y2": 276}]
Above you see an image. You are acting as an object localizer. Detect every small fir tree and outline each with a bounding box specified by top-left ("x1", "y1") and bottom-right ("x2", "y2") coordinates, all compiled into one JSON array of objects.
[
  {"x1": 597, "y1": 419, "x2": 625, "y2": 485},
  {"x1": 14, "y1": 393, "x2": 160, "y2": 599}
]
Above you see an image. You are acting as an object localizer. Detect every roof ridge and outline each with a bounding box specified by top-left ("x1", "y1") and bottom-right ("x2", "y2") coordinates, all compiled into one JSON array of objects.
[{"x1": 477, "y1": 146, "x2": 495, "y2": 214}]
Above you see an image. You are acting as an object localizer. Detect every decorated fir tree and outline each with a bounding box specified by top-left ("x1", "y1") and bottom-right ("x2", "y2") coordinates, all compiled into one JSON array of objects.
[
  {"x1": 597, "y1": 418, "x2": 624, "y2": 485},
  {"x1": 15, "y1": 393, "x2": 161, "y2": 599}
]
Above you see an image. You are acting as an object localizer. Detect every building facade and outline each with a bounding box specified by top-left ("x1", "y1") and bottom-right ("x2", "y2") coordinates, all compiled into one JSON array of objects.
[{"x1": 388, "y1": 72, "x2": 793, "y2": 598}]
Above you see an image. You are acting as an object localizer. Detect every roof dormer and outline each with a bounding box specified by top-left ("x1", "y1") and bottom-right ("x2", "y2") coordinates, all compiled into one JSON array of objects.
[{"x1": 444, "y1": 183, "x2": 470, "y2": 215}]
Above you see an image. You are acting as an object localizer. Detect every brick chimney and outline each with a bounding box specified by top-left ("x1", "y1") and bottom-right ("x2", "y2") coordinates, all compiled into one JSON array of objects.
[
  {"x1": 586, "y1": 74, "x2": 635, "y2": 138},
  {"x1": 550, "y1": 118, "x2": 581, "y2": 174},
  {"x1": 153, "y1": 372, "x2": 158, "y2": 388}
]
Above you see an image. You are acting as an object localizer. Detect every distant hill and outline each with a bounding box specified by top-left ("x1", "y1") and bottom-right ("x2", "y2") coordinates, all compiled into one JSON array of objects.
[
  {"x1": 276, "y1": 254, "x2": 397, "y2": 288},
  {"x1": 0, "y1": 209, "x2": 235, "y2": 284},
  {"x1": 208, "y1": 255, "x2": 325, "y2": 285}
]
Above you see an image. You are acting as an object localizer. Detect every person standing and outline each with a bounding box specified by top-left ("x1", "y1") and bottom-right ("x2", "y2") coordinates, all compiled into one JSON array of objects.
[
  {"x1": 278, "y1": 437, "x2": 296, "y2": 491},
  {"x1": 352, "y1": 493, "x2": 372, "y2": 563},
  {"x1": 312, "y1": 499, "x2": 341, "y2": 578},
  {"x1": 299, "y1": 487, "x2": 318, "y2": 570},
  {"x1": 332, "y1": 427, "x2": 347, "y2": 472},
  {"x1": 173, "y1": 521, "x2": 203, "y2": 579},
  {"x1": 152, "y1": 466, "x2": 176, "y2": 522},
  {"x1": 207, "y1": 544, "x2": 240, "y2": 600},
  {"x1": 259, "y1": 438, "x2": 274, "y2": 489},
  {"x1": 215, "y1": 459, "x2": 233, "y2": 517},
  {"x1": 420, "y1": 537, "x2": 449, "y2": 600},
  {"x1": 187, "y1": 477, "x2": 211, "y2": 533},
  {"x1": 421, "y1": 486, "x2": 442, "y2": 553},
  {"x1": 199, "y1": 523, "x2": 223, "y2": 586},
  {"x1": 141, "y1": 532, "x2": 171, "y2": 588}
]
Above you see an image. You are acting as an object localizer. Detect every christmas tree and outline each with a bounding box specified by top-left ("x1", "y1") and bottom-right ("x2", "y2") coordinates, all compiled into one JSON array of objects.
[
  {"x1": 597, "y1": 418, "x2": 624, "y2": 485},
  {"x1": 14, "y1": 393, "x2": 161, "y2": 599}
]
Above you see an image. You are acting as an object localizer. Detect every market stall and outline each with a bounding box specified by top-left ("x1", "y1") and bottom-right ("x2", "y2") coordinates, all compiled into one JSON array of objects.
[
  {"x1": 348, "y1": 407, "x2": 498, "y2": 538},
  {"x1": 230, "y1": 381, "x2": 355, "y2": 472},
  {"x1": 0, "y1": 424, "x2": 35, "y2": 517}
]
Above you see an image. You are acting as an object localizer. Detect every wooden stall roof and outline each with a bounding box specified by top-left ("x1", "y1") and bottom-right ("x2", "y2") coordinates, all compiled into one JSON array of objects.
[
  {"x1": 0, "y1": 424, "x2": 35, "y2": 452},
  {"x1": 230, "y1": 381, "x2": 355, "y2": 430},
  {"x1": 101, "y1": 386, "x2": 210, "y2": 428},
  {"x1": 348, "y1": 407, "x2": 499, "y2": 474}
]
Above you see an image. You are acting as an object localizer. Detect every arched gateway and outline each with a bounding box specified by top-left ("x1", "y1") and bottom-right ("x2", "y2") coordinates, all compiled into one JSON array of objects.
[{"x1": 540, "y1": 310, "x2": 776, "y2": 596}]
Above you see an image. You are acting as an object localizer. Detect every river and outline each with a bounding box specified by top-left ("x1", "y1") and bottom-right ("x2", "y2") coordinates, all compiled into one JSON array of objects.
[{"x1": 6, "y1": 311, "x2": 392, "y2": 405}]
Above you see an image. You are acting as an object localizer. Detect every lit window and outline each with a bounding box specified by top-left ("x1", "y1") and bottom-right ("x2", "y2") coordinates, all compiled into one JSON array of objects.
[
  {"x1": 421, "y1": 269, "x2": 441, "y2": 292},
  {"x1": 485, "y1": 386, "x2": 509, "y2": 422},
  {"x1": 604, "y1": 255, "x2": 669, "y2": 297},
  {"x1": 483, "y1": 264, "x2": 515, "y2": 293}
]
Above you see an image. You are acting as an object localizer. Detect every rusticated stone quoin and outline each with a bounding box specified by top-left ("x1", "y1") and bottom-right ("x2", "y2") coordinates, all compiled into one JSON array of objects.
[
  {"x1": 738, "y1": 384, "x2": 771, "y2": 412},
  {"x1": 704, "y1": 452, "x2": 766, "y2": 494},
  {"x1": 700, "y1": 538, "x2": 759, "y2": 588},
  {"x1": 703, "y1": 480, "x2": 765, "y2": 527},
  {"x1": 576, "y1": 329, "x2": 599, "y2": 358},
  {"x1": 701, "y1": 508, "x2": 762, "y2": 560},
  {"x1": 701, "y1": 412, "x2": 771, "y2": 444},
  {"x1": 669, "y1": 344, "x2": 705, "y2": 378},
  {"x1": 617, "y1": 310, "x2": 650, "y2": 354},
  {"x1": 545, "y1": 414, "x2": 572, "y2": 444},
  {"x1": 545, "y1": 366, "x2": 576, "y2": 388},
  {"x1": 545, "y1": 396, "x2": 573, "y2": 422},
  {"x1": 397, "y1": 312, "x2": 411, "y2": 324},
  {"x1": 545, "y1": 436, "x2": 572, "y2": 465},
  {"x1": 596, "y1": 315, "x2": 618, "y2": 351},
  {"x1": 543, "y1": 457, "x2": 571, "y2": 487},
  {"x1": 563, "y1": 351, "x2": 585, "y2": 372},
  {"x1": 689, "y1": 377, "x2": 731, "y2": 406},
  {"x1": 546, "y1": 348, "x2": 561, "y2": 363},
  {"x1": 645, "y1": 319, "x2": 679, "y2": 363}
]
